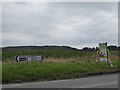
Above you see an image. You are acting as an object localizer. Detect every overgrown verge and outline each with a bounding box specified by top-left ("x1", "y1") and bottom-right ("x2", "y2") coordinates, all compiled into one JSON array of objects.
[{"x1": 2, "y1": 60, "x2": 119, "y2": 84}]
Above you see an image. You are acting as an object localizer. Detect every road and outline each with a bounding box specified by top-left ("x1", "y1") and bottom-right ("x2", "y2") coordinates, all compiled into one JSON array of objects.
[{"x1": 2, "y1": 73, "x2": 119, "y2": 88}]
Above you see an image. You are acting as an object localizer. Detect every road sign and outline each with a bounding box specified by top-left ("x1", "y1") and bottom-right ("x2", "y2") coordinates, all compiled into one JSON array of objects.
[
  {"x1": 96, "y1": 42, "x2": 113, "y2": 66},
  {"x1": 15, "y1": 55, "x2": 44, "y2": 62},
  {"x1": 98, "y1": 42, "x2": 108, "y2": 61}
]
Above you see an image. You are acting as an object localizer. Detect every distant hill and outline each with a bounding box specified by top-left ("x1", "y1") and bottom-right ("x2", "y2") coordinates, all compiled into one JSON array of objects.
[
  {"x1": 2, "y1": 45, "x2": 120, "y2": 52},
  {"x1": 2, "y1": 45, "x2": 80, "y2": 52}
]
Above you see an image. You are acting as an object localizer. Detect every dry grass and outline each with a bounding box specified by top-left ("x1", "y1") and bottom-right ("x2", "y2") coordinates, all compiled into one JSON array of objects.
[
  {"x1": 44, "y1": 53, "x2": 118, "y2": 63},
  {"x1": 2, "y1": 51, "x2": 119, "y2": 64},
  {"x1": 2, "y1": 55, "x2": 118, "y2": 64},
  {"x1": 2, "y1": 60, "x2": 14, "y2": 64},
  {"x1": 2, "y1": 51, "x2": 119, "y2": 84},
  {"x1": 44, "y1": 56, "x2": 98, "y2": 63},
  {"x1": 44, "y1": 57, "x2": 76, "y2": 63}
]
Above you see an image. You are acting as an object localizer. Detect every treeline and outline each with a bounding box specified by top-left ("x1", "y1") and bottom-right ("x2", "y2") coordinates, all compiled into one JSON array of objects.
[
  {"x1": 2, "y1": 45, "x2": 78, "y2": 52},
  {"x1": 2, "y1": 45, "x2": 120, "y2": 52},
  {"x1": 81, "y1": 45, "x2": 120, "y2": 51}
]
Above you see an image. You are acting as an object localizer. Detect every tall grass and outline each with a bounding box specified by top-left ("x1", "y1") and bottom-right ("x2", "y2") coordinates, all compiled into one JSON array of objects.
[
  {"x1": 2, "y1": 60, "x2": 119, "y2": 84},
  {"x1": 2, "y1": 50, "x2": 98, "y2": 62},
  {"x1": 2, "y1": 50, "x2": 119, "y2": 84},
  {"x1": 2, "y1": 50, "x2": 119, "y2": 63}
]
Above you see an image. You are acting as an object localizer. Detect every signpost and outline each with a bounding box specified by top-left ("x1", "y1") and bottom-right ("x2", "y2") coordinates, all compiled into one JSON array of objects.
[
  {"x1": 96, "y1": 42, "x2": 113, "y2": 66},
  {"x1": 15, "y1": 55, "x2": 44, "y2": 62}
]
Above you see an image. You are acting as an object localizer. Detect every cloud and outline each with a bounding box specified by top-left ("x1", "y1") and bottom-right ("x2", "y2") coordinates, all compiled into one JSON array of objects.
[{"x1": 2, "y1": 2, "x2": 118, "y2": 48}]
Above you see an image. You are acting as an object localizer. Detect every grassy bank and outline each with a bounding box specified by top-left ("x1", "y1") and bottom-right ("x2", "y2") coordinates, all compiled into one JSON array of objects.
[
  {"x1": 2, "y1": 60, "x2": 119, "y2": 84},
  {"x1": 2, "y1": 50, "x2": 119, "y2": 84},
  {"x1": 2, "y1": 50, "x2": 118, "y2": 63}
]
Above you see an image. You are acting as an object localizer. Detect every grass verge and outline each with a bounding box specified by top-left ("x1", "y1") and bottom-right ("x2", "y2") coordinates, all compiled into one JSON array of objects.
[{"x1": 2, "y1": 60, "x2": 119, "y2": 84}]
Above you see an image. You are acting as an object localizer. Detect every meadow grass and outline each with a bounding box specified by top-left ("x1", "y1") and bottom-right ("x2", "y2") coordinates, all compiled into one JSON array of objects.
[
  {"x1": 2, "y1": 50, "x2": 97, "y2": 62},
  {"x1": 2, "y1": 59, "x2": 119, "y2": 84},
  {"x1": 2, "y1": 50, "x2": 119, "y2": 84}
]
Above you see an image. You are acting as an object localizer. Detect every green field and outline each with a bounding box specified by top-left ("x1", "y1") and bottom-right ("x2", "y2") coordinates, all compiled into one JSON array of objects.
[
  {"x1": 2, "y1": 50, "x2": 120, "y2": 84},
  {"x1": 2, "y1": 50, "x2": 93, "y2": 60}
]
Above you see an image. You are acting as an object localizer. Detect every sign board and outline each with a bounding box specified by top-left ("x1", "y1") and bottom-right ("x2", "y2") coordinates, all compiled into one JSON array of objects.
[
  {"x1": 96, "y1": 42, "x2": 113, "y2": 66},
  {"x1": 15, "y1": 55, "x2": 44, "y2": 62},
  {"x1": 98, "y1": 42, "x2": 108, "y2": 61}
]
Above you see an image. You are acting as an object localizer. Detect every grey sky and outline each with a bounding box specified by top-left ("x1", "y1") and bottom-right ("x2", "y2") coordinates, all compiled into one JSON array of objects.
[{"x1": 2, "y1": 2, "x2": 118, "y2": 49}]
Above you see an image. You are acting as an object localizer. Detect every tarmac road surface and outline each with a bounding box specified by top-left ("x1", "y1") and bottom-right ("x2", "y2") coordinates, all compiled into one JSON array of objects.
[{"x1": 2, "y1": 73, "x2": 119, "y2": 88}]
